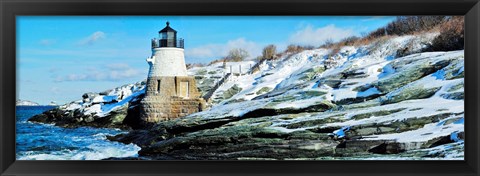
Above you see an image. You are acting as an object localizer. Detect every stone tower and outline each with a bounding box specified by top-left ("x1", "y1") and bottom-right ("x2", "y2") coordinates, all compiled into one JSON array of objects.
[{"x1": 140, "y1": 22, "x2": 206, "y2": 123}]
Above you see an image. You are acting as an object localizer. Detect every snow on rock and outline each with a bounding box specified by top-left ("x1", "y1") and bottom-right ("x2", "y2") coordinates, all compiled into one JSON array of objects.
[
  {"x1": 177, "y1": 32, "x2": 464, "y2": 159},
  {"x1": 16, "y1": 99, "x2": 40, "y2": 106},
  {"x1": 362, "y1": 116, "x2": 463, "y2": 143},
  {"x1": 329, "y1": 126, "x2": 351, "y2": 139},
  {"x1": 59, "y1": 81, "x2": 146, "y2": 118},
  {"x1": 65, "y1": 103, "x2": 82, "y2": 111}
]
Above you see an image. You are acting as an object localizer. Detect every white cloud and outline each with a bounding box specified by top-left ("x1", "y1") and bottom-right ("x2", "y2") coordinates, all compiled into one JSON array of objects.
[
  {"x1": 185, "y1": 38, "x2": 261, "y2": 63},
  {"x1": 108, "y1": 67, "x2": 140, "y2": 80},
  {"x1": 79, "y1": 31, "x2": 106, "y2": 45},
  {"x1": 56, "y1": 74, "x2": 88, "y2": 82},
  {"x1": 288, "y1": 24, "x2": 356, "y2": 46},
  {"x1": 54, "y1": 63, "x2": 143, "y2": 82}
]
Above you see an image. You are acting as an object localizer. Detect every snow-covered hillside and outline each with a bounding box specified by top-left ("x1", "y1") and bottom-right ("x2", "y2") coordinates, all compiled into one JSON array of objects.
[
  {"x1": 208, "y1": 33, "x2": 440, "y2": 106},
  {"x1": 113, "y1": 32, "x2": 464, "y2": 160},
  {"x1": 188, "y1": 61, "x2": 255, "y2": 98}
]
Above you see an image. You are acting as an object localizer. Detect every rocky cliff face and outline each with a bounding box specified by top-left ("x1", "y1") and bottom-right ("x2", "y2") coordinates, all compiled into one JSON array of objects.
[{"x1": 109, "y1": 33, "x2": 465, "y2": 160}]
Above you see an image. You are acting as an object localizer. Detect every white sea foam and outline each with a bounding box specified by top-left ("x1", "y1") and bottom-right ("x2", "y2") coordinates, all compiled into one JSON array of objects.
[{"x1": 17, "y1": 142, "x2": 140, "y2": 160}]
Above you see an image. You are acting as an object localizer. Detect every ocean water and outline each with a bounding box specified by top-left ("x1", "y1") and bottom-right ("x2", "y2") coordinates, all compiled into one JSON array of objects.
[{"x1": 16, "y1": 106, "x2": 141, "y2": 160}]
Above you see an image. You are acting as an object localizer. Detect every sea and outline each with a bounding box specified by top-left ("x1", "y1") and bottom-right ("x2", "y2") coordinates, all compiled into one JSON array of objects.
[{"x1": 16, "y1": 106, "x2": 141, "y2": 160}]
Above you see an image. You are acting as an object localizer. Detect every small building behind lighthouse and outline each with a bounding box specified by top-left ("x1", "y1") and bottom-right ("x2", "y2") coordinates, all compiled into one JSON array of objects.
[{"x1": 140, "y1": 22, "x2": 206, "y2": 123}]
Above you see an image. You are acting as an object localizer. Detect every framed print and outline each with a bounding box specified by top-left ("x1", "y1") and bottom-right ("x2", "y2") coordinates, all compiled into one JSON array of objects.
[{"x1": 1, "y1": 0, "x2": 479, "y2": 176}]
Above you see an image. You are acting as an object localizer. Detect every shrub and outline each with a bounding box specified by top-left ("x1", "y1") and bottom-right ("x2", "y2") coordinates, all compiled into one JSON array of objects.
[
  {"x1": 324, "y1": 36, "x2": 361, "y2": 56},
  {"x1": 396, "y1": 39, "x2": 416, "y2": 57},
  {"x1": 426, "y1": 16, "x2": 464, "y2": 51},
  {"x1": 186, "y1": 63, "x2": 205, "y2": 69},
  {"x1": 285, "y1": 45, "x2": 315, "y2": 54},
  {"x1": 384, "y1": 16, "x2": 446, "y2": 36},
  {"x1": 385, "y1": 17, "x2": 411, "y2": 36},
  {"x1": 416, "y1": 16, "x2": 446, "y2": 31},
  {"x1": 340, "y1": 36, "x2": 361, "y2": 46},
  {"x1": 208, "y1": 59, "x2": 226, "y2": 66},
  {"x1": 367, "y1": 27, "x2": 387, "y2": 39},
  {"x1": 328, "y1": 45, "x2": 342, "y2": 57},
  {"x1": 285, "y1": 44, "x2": 305, "y2": 53},
  {"x1": 225, "y1": 48, "x2": 249, "y2": 62},
  {"x1": 352, "y1": 37, "x2": 373, "y2": 46},
  {"x1": 369, "y1": 36, "x2": 392, "y2": 53},
  {"x1": 281, "y1": 16, "x2": 453, "y2": 57},
  {"x1": 320, "y1": 39, "x2": 334, "y2": 48},
  {"x1": 302, "y1": 45, "x2": 316, "y2": 50},
  {"x1": 262, "y1": 44, "x2": 277, "y2": 60}
]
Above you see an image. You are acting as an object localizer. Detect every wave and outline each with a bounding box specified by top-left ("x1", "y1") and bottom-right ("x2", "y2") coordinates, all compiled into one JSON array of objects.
[
  {"x1": 16, "y1": 106, "x2": 141, "y2": 160},
  {"x1": 17, "y1": 143, "x2": 140, "y2": 160}
]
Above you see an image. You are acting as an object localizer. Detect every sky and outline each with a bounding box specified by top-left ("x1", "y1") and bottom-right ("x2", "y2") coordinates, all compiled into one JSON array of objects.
[{"x1": 17, "y1": 16, "x2": 396, "y2": 105}]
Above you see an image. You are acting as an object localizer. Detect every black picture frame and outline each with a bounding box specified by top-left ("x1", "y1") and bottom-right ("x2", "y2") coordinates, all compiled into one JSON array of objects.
[{"x1": 1, "y1": 0, "x2": 479, "y2": 175}]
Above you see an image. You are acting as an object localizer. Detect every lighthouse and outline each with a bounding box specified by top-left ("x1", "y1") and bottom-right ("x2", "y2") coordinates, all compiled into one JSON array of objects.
[{"x1": 140, "y1": 22, "x2": 206, "y2": 123}]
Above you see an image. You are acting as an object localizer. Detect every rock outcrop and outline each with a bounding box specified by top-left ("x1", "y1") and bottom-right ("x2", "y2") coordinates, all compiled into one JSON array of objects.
[
  {"x1": 111, "y1": 33, "x2": 464, "y2": 160},
  {"x1": 29, "y1": 81, "x2": 146, "y2": 129}
]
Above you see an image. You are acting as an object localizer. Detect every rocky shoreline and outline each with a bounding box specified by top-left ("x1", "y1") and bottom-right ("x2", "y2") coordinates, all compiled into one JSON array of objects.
[
  {"x1": 107, "y1": 101, "x2": 464, "y2": 160},
  {"x1": 28, "y1": 34, "x2": 465, "y2": 160},
  {"x1": 28, "y1": 104, "x2": 131, "y2": 129}
]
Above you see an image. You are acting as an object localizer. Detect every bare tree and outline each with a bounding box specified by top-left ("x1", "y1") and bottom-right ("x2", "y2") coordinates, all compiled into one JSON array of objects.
[
  {"x1": 225, "y1": 48, "x2": 249, "y2": 62},
  {"x1": 262, "y1": 44, "x2": 277, "y2": 60},
  {"x1": 322, "y1": 38, "x2": 334, "y2": 48}
]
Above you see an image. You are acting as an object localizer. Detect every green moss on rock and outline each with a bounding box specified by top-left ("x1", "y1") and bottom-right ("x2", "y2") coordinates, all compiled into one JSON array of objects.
[
  {"x1": 381, "y1": 86, "x2": 441, "y2": 105},
  {"x1": 256, "y1": 87, "x2": 272, "y2": 95},
  {"x1": 223, "y1": 84, "x2": 242, "y2": 99}
]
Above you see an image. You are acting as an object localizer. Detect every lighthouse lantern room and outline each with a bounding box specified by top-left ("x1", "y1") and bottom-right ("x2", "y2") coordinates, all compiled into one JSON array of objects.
[{"x1": 151, "y1": 21, "x2": 184, "y2": 48}]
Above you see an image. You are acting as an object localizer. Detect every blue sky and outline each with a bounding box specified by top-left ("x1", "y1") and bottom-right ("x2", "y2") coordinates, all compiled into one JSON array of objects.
[{"x1": 17, "y1": 16, "x2": 396, "y2": 105}]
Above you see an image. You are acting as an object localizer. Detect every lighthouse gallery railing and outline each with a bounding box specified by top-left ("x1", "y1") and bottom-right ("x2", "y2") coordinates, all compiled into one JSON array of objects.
[{"x1": 151, "y1": 38, "x2": 185, "y2": 49}]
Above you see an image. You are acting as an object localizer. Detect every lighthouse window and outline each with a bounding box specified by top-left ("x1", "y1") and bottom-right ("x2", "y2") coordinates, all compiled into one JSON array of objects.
[
  {"x1": 167, "y1": 32, "x2": 175, "y2": 39},
  {"x1": 157, "y1": 80, "x2": 161, "y2": 93},
  {"x1": 179, "y1": 81, "x2": 189, "y2": 97}
]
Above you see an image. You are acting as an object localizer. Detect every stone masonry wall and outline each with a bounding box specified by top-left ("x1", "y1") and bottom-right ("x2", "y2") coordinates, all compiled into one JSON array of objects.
[{"x1": 140, "y1": 76, "x2": 206, "y2": 123}]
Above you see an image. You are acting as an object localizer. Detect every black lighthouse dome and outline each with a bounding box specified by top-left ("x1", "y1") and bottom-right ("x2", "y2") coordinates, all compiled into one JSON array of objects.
[
  {"x1": 159, "y1": 21, "x2": 177, "y2": 33},
  {"x1": 151, "y1": 22, "x2": 184, "y2": 48}
]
